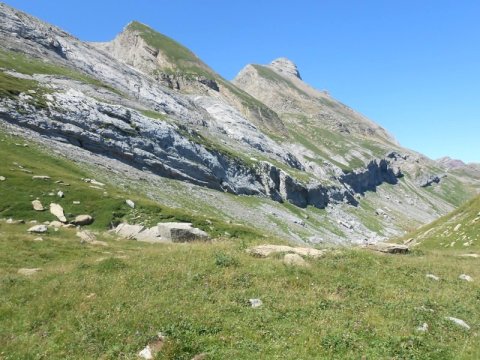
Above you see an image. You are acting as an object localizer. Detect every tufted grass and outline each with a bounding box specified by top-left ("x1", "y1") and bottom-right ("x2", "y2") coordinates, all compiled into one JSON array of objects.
[{"x1": 0, "y1": 221, "x2": 479, "y2": 359}]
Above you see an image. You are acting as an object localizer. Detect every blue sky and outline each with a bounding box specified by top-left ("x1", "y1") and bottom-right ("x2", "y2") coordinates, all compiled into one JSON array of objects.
[{"x1": 5, "y1": 0, "x2": 480, "y2": 162}]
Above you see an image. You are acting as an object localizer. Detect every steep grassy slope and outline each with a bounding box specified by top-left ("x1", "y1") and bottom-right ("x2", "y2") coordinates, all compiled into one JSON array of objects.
[{"x1": 403, "y1": 195, "x2": 480, "y2": 251}]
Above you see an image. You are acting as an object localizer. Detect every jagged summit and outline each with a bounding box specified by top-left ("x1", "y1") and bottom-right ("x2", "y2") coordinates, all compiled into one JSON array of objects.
[{"x1": 268, "y1": 57, "x2": 302, "y2": 79}]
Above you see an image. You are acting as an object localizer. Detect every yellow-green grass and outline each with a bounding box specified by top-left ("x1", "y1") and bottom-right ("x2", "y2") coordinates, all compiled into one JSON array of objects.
[{"x1": 1, "y1": 222, "x2": 479, "y2": 359}]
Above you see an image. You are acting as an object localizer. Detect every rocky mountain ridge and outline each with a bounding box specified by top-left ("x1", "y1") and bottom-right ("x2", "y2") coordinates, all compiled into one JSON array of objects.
[{"x1": 1, "y1": 2, "x2": 478, "y2": 243}]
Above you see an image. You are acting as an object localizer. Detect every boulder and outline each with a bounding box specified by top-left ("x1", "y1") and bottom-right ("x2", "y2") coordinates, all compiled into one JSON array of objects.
[
  {"x1": 32, "y1": 200, "x2": 44, "y2": 211},
  {"x1": 283, "y1": 253, "x2": 309, "y2": 267},
  {"x1": 72, "y1": 201, "x2": 81, "y2": 205},
  {"x1": 157, "y1": 222, "x2": 208, "y2": 242},
  {"x1": 72, "y1": 215, "x2": 94, "y2": 226},
  {"x1": 57, "y1": 191, "x2": 64, "y2": 198},
  {"x1": 364, "y1": 243, "x2": 409, "y2": 254},
  {"x1": 114, "y1": 223, "x2": 145, "y2": 239},
  {"x1": 135, "y1": 227, "x2": 166, "y2": 243},
  {"x1": 27, "y1": 224, "x2": 48, "y2": 233},
  {"x1": 49, "y1": 220, "x2": 64, "y2": 228},
  {"x1": 0, "y1": 176, "x2": 5, "y2": 181},
  {"x1": 247, "y1": 244, "x2": 325, "y2": 258},
  {"x1": 49, "y1": 203, "x2": 67, "y2": 222},
  {"x1": 76, "y1": 230, "x2": 108, "y2": 246},
  {"x1": 126, "y1": 199, "x2": 135, "y2": 208},
  {"x1": 32, "y1": 175, "x2": 50, "y2": 180},
  {"x1": 76, "y1": 230, "x2": 97, "y2": 243}
]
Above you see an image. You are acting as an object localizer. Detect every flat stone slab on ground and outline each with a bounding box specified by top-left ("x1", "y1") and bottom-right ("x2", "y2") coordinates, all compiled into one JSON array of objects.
[
  {"x1": 18, "y1": 268, "x2": 42, "y2": 275},
  {"x1": 49, "y1": 203, "x2": 66, "y2": 222},
  {"x1": 363, "y1": 243, "x2": 409, "y2": 254},
  {"x1": 27, "y1": 224, "x2": 48, "y2": 233},
  {"x1": 247, "y1": 244, "x2": 325, "y2": 258}
]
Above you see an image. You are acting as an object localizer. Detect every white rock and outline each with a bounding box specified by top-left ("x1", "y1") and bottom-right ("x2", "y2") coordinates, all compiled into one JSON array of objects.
[
  {"x1": 125, "y1": 199, "x2": 135, "y2": 208},
  {"x1": 459, "y1": 274, "x2": 473, "y2": 282},
  {"x1": 27, "y1": 224, "x2": 48, "y2": 233},
  {"x1": 57, "y1": 191, "x2": 64, "y2": 198},
  {"x1": 459, "y1": 253, "x2": 479, "y2": 258},
  {"x1": 426, "y1": 274, "x2": 440, "y2": 281},
  {"x1": 454, "y1": 224, "x2": 462, "y2": 232},
  {"x1": 18, "y1": 268, "x2": 42, "y2": 276},
  {"x1": 0, "y1": 176, "x2": 5, "y2": 181},
  {"x1": 445, "y1": 317, "x2": 470, "y2": 330},
  {"x1": 32, "y1": 199, "x2": 44, "y2": 211},
  {"x1": 32, "y1": 175, "x2": 50, "y2": 180},
  {"x1": 72, "y1": 201, "x2": 81, "y2": 205},
  {"x1": 33, "y1": 237, "x2": 43, "y2": 241},
  {"x1": 416, "y1": 323, "x2": 428, "y2": 332},
  {"x1": 138, "y1": 346, "x2": 154, "y2": 360},
  {"x1": 49, "y1": 203, "x2": 67, "y2": 222},
  {"x1": 248, "y1": 298, "x2": 263, "y2": 308},
  {"x1": 72, "y1": 214, "x2": 94, "y2": 226},
  {"x1": 90, "y1": 179, "x2": 105, "y2": 186}
]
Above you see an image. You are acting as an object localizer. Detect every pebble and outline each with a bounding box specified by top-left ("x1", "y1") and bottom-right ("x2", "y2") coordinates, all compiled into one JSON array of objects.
[
  {"x1": 416, "y1": 323, "x2": 428, "y2": 332},
  {"x1": 459, "y1": 274, "x2": 473, "y2": 282},
  {"x1": 248, "y1": 298, "x2": 263, "y2": 308},
  {"x1": 445, "y1": 317, "x2": 470, "y2": 330}
]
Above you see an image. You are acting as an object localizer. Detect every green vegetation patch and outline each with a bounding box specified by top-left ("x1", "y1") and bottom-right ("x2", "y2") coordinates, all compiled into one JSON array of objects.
[
  {"x1": 1, "y1": 227, "x2": 478, "y2": 359},
  {"x1": 0, "y1": 49, "x2": 120, "y2": 94},
  {"x1": 127, "y1": 21, "x2": 213, "y2": 77}
]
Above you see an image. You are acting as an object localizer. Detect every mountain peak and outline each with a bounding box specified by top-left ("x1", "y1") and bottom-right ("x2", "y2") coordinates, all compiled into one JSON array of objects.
[{"x1": 268, "y1": 57, "x2": 302, "y2": 80}]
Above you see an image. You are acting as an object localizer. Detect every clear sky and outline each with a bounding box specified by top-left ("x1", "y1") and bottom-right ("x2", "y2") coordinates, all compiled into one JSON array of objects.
[{"x1": 4, "y1": 0, "x2": 480, "y2": 163}]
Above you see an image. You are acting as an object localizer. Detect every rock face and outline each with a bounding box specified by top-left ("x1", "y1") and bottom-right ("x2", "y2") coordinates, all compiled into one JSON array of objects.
[
  {"x1": 268, "y1": 58, "x2": 302, "y2": 79},
  {"x1": 339, "y1": 159, "x2": 402, "y2": 194},
  {"x1": 157, "y1": 222, "x2": 208, "y2": 242}
]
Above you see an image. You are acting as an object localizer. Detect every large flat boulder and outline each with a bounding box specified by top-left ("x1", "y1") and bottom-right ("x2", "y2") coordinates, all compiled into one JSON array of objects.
[
  {"x1": 113, "y1": 223, "x2": 145, "y2": 239},
  {"x1": 247, "y1": 244, "x2": 325, "y2": 258},
  {"x1": 364, "y1": 242, "x2": 409, "y2": 254},
  {"x1": 50, "y1": 203, "x2": 67, "y2": 223},
  {"x1": 157, "y1": 222, "x2": 208, "y2": 242}
]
